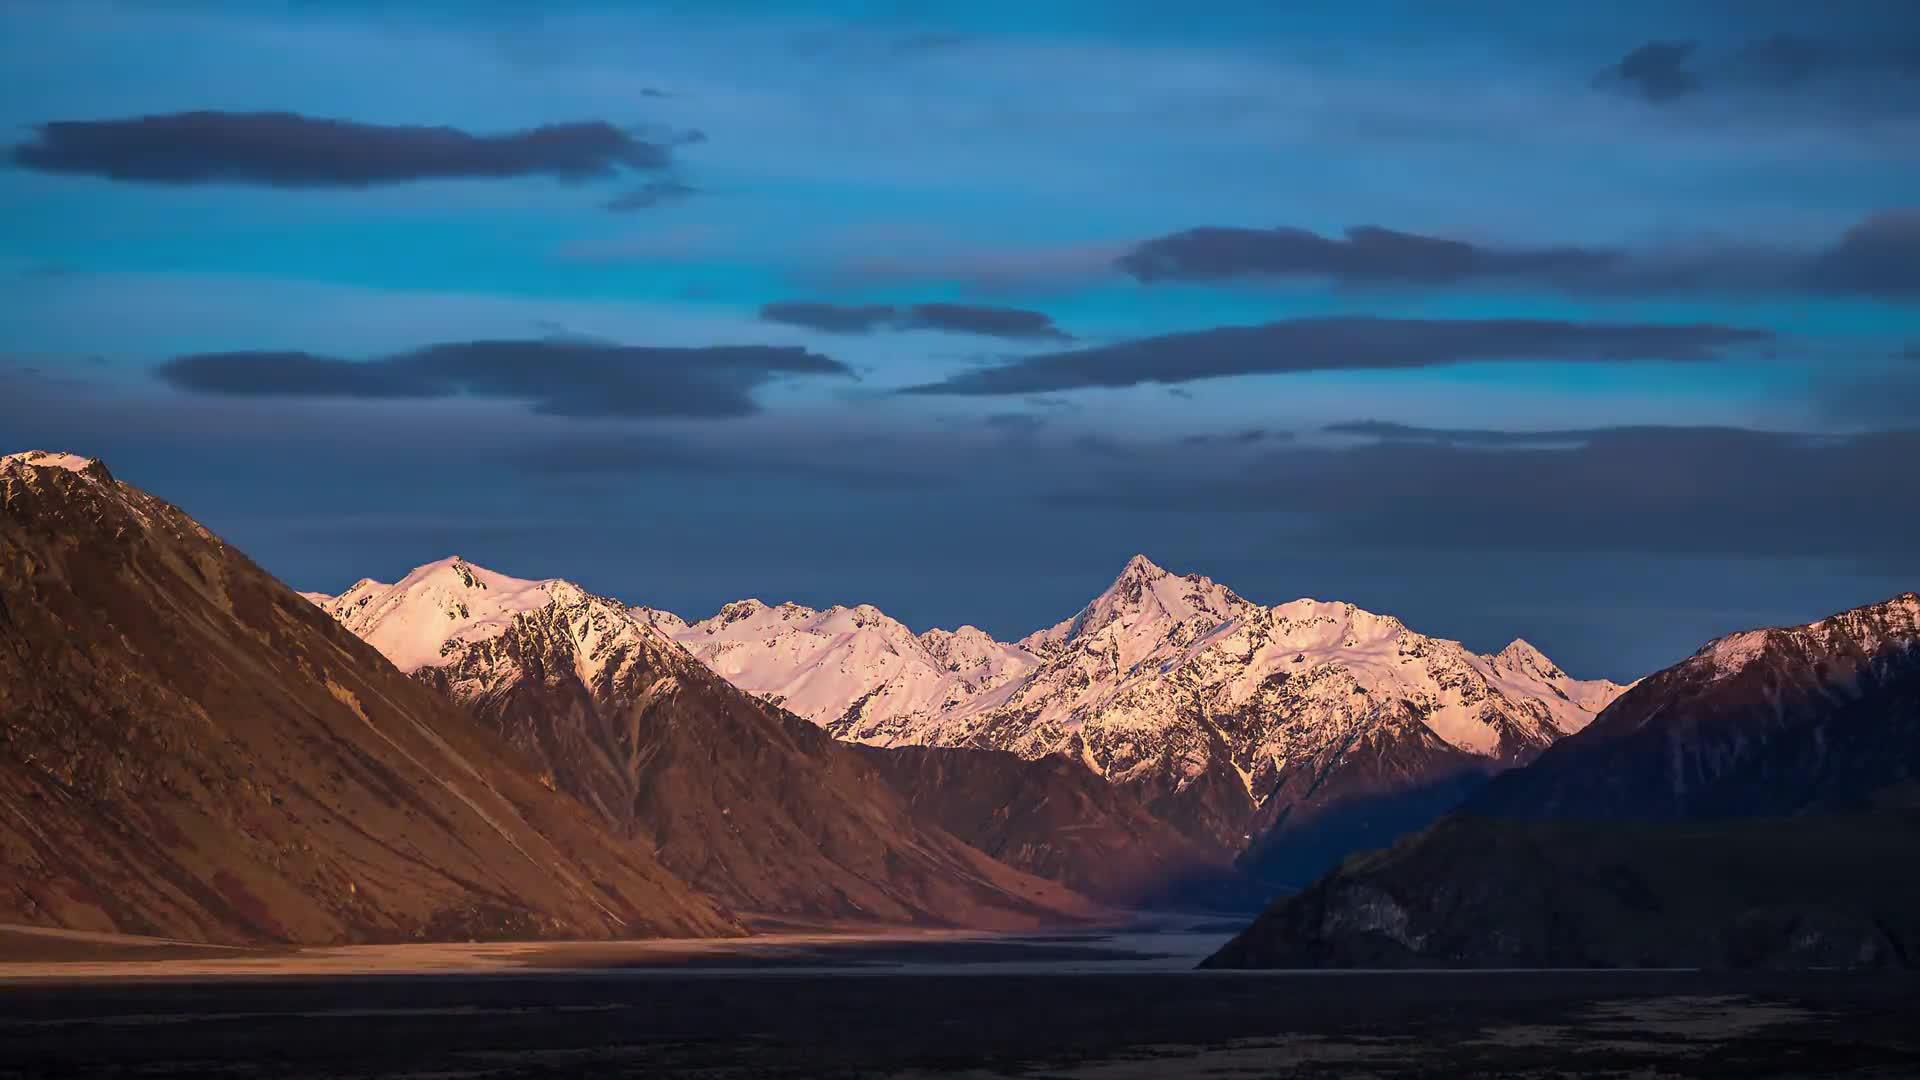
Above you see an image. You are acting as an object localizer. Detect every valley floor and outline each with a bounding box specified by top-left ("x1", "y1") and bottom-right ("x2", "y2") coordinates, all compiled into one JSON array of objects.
[{"x1": 2, "y1": 924, "x2": 1916, "y2": 1078}]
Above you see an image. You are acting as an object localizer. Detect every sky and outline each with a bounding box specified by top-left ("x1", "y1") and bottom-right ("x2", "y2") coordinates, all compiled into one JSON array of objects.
[{"x1": 2, "y1": 0, "x2": 1917, "y2": 680}]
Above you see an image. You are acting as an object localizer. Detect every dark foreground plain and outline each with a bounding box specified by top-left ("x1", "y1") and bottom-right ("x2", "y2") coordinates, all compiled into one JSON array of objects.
[{"x1": 3, "y1": 930, "x2": 1916, "y2": 1079}]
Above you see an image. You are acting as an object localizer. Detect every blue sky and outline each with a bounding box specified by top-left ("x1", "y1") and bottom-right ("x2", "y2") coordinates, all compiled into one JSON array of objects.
[{"x1": 3, "y1": 0, "x2": 1917, "y2": 678}]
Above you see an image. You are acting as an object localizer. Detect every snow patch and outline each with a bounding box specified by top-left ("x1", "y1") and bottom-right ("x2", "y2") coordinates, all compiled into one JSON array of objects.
[{"x1": 2, "y1": 450, "x2": 99, "y2": 474}]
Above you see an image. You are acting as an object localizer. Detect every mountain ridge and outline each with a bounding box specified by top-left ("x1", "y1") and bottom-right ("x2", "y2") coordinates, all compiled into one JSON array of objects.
[
  {"x1": 318, "y1": 552, "x2": 1627, "y2": 884},
  {"x1": 1, "y1": 451, "x2": 739, "y2": 946}
]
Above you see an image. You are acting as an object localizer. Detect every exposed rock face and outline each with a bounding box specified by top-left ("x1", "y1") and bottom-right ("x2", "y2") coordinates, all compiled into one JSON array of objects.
[
  {"x1": 0, "y1": 451, "x2": 739, "y2": 946},
  {"x1": 1205, "y1": 594, "x2": 1920, "y2": 970},
  {"x1": 316, "y1": 561, "x2": 1096, "y2": 928},
  {"x1": 660, "y1": 555, "x2": 1626, "y2": 878}
]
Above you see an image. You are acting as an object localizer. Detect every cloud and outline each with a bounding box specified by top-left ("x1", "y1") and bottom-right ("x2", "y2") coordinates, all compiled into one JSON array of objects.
[
  {"x1": 900, "y1": 316, "x2": 1771, "y2": 396},
  {"x1": 1179, "y1": 428, "x2": 1289, "y2": 447},
  {"x1": 759, "y1": 301, "x2": 900, "y2": 334},
  {"x1": 759, "y1": 300, "x2": 1072, "y2": 341},
  {"x1": 10, "y1": 111, "x2": 678, "y2": 187},
  {"x1": 1595, "y1": 40, "x2": 1702, "y2": 103},
  {"x1": 1596, "y1": 35, "x2": 1920, "y2": 112},
  {"x1": 156, "y1": 339, "x2": 849, "y2": 418},
  {"x1": 604, "y1": 179, "x2": 698, "y2": 211},
  {"x1": 1115, "y1": 212, "x2": 1920, "y2": 299},
  {"x1": 1117, "y1": 225, "x2": 1617, "y2": 285},
  {"x1": 1322, "y1": 420, "x2": 1608, "y2": 448},
  {"x1": 1800, "y1": 209, "x2": 1920, "y2": 299},
  {"x1": 1057, "y1": 423, "x2": 1920, "y2": 566}
]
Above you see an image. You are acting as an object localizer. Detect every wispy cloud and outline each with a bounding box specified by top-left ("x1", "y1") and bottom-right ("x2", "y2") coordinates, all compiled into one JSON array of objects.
[
  {"x1": 1115, "y1": 211, "x2": 1920, "y2": 299},
  {"x1": 903, "y1": 316, "x2": 1772, "y2": 396},
  {"x1": 760, "y1": 300, "x2": 1072, "y2": 341},
  {"x1": 156, "y1": 339, "x2": 849, "y2": 418},
  {"x1": 11, "y1": 111, "x2": 685, "y2": 187}
]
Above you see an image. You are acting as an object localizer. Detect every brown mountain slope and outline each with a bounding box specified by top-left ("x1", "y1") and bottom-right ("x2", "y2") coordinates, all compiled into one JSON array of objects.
[
  {"x1": 0, "y1": 451, "x2": 739, "y2": 947},
  {"x1": 853, "y1": 745, "x2": 1259, "y2": 909},
  {"x1": 325, "y1": 560, "x2": 1099, "y2": 928}
]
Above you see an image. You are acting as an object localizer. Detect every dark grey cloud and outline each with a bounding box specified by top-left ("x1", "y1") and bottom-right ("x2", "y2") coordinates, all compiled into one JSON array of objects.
[
  {"x1": 760, "y1": 301, "x2": 900, "y2": 334},
  {"x1": 901, "y1": 316, "x2": 1771, "y2": 396},
  {"x1": 1116, "y1": 212, "x2": 1920, "y2": 299},
  {"x1": 1596, "y1": 40, "x2": 1702, "y2": 103},
  {"x1": 1057, "y1": 423, "x2": 1920, "y2": 568},
  {"x1": 899, "y1": 303, "x2": 1071, "y2": 341},
  {"x1": 604, "y1": 179, "x2": 698, "y2": 211},
  {"x1": 10, "y1": 111, "x2": 677, "y2": 187},
  {"x1": 1597, "y1": 34, "x2": 1920, "y2": 111},
  {"x1": 1117, "y1": 225, "x2": 1617, "y2": 286},
  {"x1": 1179, "y1": 428, "x2": 1289, "y2": 447},
  {"x1": 1323, "y1": 421, "x2": 1610, "y2": 448},
  {"x1": 759, "y1": 300, "x2": 1072, "y2": 341},
  {"x1": 1800, "y1": 210, "x2": 1920, "y2": 299},
  {"x1": 156, "y1": 339, "x2": 849, "y2": 418}
]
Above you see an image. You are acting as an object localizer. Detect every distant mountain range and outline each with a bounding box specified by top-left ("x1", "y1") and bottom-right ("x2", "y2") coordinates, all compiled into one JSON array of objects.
[
  {"x1": 1205, "y1": 593, "x2": 1920, "y2": 969},
  {"x1": 637, "y1": 554, "x2": 1628, "y2": 880}
]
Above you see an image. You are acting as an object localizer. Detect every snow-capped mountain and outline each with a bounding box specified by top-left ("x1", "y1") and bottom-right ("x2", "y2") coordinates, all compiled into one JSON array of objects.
[
  {"x1": 636, "y1": 599, "x2": 1038, "y2": 743},
  {"x1": 658, "y1": 555, "x2": 1630, "y2": 867},
  {"x1": 309, "y1": 560, "x2": 1103, "y2": 922}
]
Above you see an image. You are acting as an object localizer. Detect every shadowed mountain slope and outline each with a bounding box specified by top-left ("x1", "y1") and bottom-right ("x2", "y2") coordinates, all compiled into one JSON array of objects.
[{"x1": 1205, "y1": 594, "x2": 1920, "y2": 970}]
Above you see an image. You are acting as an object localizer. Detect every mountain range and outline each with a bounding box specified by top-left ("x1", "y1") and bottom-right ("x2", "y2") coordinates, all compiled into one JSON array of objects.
[
  {"x1": 634, "y1": 554, "x2": 1629, "y2": 880},
  {"x1": 308, "y1": 556, "x2": 1218, "y2": 917},
  {"x1": 13, "y1": 446, "x2": 1913, "y2": 969},
  {"x1": 1205, "y1": 593, "x2": 1920, "y2": 969}
]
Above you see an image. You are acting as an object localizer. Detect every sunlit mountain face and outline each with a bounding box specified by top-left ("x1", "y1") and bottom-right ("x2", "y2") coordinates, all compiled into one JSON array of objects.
[{"x1": 3, "y1": 0, "x2": 1917, "y2": 684}]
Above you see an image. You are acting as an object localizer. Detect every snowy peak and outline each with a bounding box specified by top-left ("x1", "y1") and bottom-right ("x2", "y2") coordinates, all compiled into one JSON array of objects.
[
  {"x1": 1696, "y1": 592, "x2": 1920, "y2": 681},
  {"x1": 319, "y1": 556, "x2": 603, "y2": 673},
  {"x1": 1027, "y1": 555, "x2": 1249, "y2": 660},
  {"x1": 1267, "y1": 597, "x2": 1408, "y2": 650},
  {"x1": 1492, "y1": 637, "x2": 1563, "y2": 681},
  {"x1": 0, "y1": 450, "x2": 108, "y2": 478},
  {"x1": 660, "y1": 593, "x2": 1037, "y2": 739}
]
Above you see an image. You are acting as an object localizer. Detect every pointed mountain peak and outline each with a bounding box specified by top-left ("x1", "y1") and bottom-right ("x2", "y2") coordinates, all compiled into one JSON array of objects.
[
  {"x1": 1119, "y1": 553, "x2": 1168, "y2": 579},
  {"x1": 1497, "y1": 638, "x2": 1548, "y2": 664}
]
